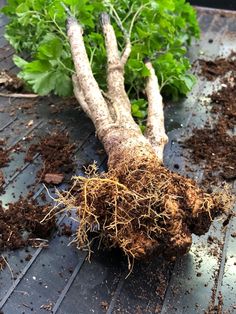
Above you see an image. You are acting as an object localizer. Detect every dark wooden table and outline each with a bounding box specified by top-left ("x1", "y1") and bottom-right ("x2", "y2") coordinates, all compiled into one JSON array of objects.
[
  {"x1": 0, "y1": 2, "x2": 235, "y2": 313},
  {"x1": 189, "y1": 0, "x2": 236, "y2": 11}
]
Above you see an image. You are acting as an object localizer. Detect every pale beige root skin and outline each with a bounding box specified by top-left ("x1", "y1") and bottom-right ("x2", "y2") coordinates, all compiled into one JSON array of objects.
[
  {"x1": 72, "y1": 75, "x2": 91, "y2": 119},
  {"x1": 67, "y1": 17, "x2": 113, "y2": 140},
  {"x1": 144, "y1": 61, "x2": 168, "y2": 161},
  {"x1": 100, "y1": 13, "x2": 135, "y2": 129},
  {"x1": 100, "y1": 13, "x2": 131, "y2": 115}
]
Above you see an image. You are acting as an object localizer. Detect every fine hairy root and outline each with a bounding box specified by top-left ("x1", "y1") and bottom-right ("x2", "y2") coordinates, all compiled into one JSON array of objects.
[{"x1": 57, "y1": 155, "x2": 231, "y2": 264}]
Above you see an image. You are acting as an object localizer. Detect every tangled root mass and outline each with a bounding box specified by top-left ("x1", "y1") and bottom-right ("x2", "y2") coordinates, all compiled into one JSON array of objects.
[{"x1": 59, "y1": 156, "x2": 231, "y2": 262}]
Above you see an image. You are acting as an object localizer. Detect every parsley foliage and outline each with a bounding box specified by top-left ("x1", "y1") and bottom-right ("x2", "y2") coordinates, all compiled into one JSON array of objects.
[{"x1": 2, "y1": 0, "x2": 200, "y2": 115}]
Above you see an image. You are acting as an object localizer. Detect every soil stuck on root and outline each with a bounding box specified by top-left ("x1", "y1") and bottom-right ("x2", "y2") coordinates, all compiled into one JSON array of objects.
[{"x1": 58, "y1": 156, "x2": 231, "y2": 264}]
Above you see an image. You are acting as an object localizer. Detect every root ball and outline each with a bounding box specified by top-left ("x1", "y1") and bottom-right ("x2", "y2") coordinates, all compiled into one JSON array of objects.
[{"x1": 58, "y1": 156, "x2": 232, "y2": 262}]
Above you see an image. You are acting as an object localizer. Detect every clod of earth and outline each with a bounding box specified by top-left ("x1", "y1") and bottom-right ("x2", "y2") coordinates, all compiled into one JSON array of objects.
[{"x1": 50, "y1": 14, "x2": 232, "y2": 265}]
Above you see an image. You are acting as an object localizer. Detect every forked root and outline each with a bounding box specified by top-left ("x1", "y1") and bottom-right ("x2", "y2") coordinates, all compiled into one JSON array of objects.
[{"x1": 57, "y1": 155, "x2": 232, "y2": 264}]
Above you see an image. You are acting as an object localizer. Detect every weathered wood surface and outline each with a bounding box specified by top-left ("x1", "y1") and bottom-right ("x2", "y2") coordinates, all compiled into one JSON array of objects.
[{"x1": 0, "y1": 4, "x2": 235, "y2": 314}]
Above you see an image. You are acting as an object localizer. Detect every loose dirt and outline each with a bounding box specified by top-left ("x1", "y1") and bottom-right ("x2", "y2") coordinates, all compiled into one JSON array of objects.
[
  {"x1": 198, "y1": 52, "x2": 236, "y2": 81},
  {"x1": 184, "y1": 53, "x2": 236, "y2": 185},
  {"x1": 0, "y1": 131, "x2": 76, "y2": 256},
  {"x1": 0, "y1": 197, "x2": 55, "y2": 251},
  {"x1": 25, "y1": 132, "x2": 76, "y2": 184}
]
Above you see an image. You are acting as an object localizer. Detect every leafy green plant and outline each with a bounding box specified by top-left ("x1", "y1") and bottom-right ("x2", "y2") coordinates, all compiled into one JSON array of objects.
[{"x1": 2, "y1": 0, "x2": 200, "y2": 117}]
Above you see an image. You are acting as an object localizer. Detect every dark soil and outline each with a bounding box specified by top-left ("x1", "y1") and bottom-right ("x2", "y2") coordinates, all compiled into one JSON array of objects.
[
  {"x1": 25, "y1": 132, "x2": 76, "y2": 184},
  {"x1": 184, "y1": 55, "x2": 236, "y2": 185},
  {"x1": 184, "y1": 122, "x2": 236, "y2": 184},
  {"x1": 0, "y1": 197, "x2": 56, "y2": 251},
  {"x1": 0, "y1": 139, "x2": 9, "y2": 168},
  {"x1": 0, "y1": 128, "x2": 78, "y2": 254},
  {"x1": 211, "y1": 79, "x2": 236, "y2": 130},
  {"x1": 0, "y1": 139, "x2": 10, "y2": 189},
  {"x1": 198, "y1": 52, "x2": 236, "y2": 81},
  {"x1": 0, "y1": 131, "x2": 76, "y2": 254}
]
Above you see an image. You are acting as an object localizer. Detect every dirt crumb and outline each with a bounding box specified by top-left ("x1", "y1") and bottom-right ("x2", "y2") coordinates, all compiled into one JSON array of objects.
[
  {"x1": 0, "y1": 170, "x2": 5, "y2": 187},
  {"x1": 25, "y1": 254, "x2": 32, "y2": 261},
  {"x1": 0, "y1": 141, "x2": 10, "y2": 168},
  {"x1": 60, "y1": 224, "x2": 73, "y2": 237}
]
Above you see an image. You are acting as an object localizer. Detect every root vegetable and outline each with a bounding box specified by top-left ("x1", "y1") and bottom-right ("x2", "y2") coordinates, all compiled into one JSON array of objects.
[{"x1": 57, "y1": 14, "x2": 232, "y2": 264}]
